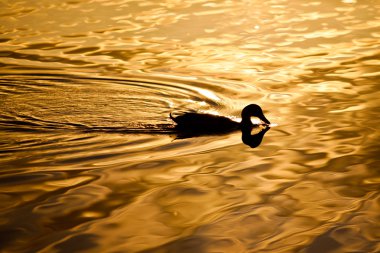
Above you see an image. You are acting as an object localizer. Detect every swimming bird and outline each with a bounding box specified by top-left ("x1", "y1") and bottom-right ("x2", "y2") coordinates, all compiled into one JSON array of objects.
[{"x1": 170, "y1": 104, "x2": 270, "y2": 137}]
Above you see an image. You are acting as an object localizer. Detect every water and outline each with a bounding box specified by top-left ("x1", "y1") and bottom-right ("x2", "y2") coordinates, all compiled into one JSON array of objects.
[{"x1": 1, "y1": 0, "x2": 379, "y2": 252}]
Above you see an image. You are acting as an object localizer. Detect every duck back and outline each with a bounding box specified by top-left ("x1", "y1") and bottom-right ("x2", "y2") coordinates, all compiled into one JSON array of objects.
[{"x1": 171, "y1": 113, "x2": 239, "y2": 133}]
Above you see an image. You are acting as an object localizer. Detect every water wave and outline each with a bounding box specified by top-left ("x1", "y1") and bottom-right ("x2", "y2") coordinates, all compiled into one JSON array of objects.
[{"x1": 0, "y1": 73, "x2": 244, "y2": 134}]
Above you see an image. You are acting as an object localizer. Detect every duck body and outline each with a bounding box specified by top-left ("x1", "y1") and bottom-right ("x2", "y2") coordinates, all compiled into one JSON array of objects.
[
  {"x1": 170, "y1": 104, "x2": 270, "y2": 137},
  {"x1": 170, "y1": 112, "x2": 240, "y2": 134}
]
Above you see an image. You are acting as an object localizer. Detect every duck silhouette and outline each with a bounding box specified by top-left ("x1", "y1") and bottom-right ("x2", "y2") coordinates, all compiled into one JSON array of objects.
[{"x1": 170, "y1": 104, "x2": 271, "y2": 141}]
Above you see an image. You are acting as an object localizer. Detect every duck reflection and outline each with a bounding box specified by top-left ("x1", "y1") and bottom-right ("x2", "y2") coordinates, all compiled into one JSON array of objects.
[
  {"x1": 170, "y1": 104, "x2": 271, "y2": 148},
  {"x1": 241, "y1": 124, "x2": 270, "y2": 148}
]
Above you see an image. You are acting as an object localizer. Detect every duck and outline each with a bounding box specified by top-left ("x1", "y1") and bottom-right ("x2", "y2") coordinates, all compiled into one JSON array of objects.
[{"x1": 170, "y1": 104, "x2": 270, "y2": 137}]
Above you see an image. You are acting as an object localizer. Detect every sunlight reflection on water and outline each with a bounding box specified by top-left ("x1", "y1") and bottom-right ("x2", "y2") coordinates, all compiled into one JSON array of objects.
[{"x1": 0, "y1": 0, "x2": 379, "y2": 252}]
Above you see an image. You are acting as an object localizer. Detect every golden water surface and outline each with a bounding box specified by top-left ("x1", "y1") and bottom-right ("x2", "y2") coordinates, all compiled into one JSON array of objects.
[{"x1": 0, "y1": 0, "x2": 379, "y2": 252}]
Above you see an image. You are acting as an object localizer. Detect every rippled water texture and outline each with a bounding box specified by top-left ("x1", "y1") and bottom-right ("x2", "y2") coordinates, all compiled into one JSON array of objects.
[{"x1": 1, "y1": 0, "x2": 380, "y2": 252}]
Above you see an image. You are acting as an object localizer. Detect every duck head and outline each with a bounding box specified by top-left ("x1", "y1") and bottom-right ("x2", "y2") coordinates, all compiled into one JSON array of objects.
[{"x1": 241, "y1": 104, "x2": 270, "y2": 126}]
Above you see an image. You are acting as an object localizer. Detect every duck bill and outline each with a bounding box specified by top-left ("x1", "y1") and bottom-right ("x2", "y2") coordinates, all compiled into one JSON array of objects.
[{"x1": 260, "y1": 115, "x2": 271, "y2": 125}]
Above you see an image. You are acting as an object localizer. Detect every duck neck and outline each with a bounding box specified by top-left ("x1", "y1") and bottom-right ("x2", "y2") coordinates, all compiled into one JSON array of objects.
[{"x1": 240, "y1": 117, "x2": 253, "y2": 129}]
